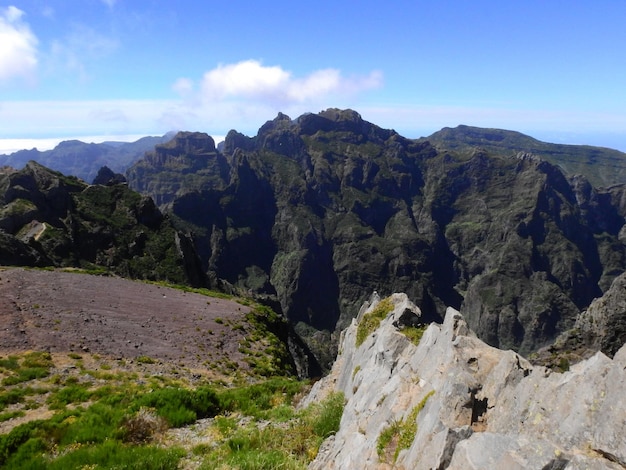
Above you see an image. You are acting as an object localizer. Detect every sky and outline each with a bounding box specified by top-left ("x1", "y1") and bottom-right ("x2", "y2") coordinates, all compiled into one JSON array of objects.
[{"x1": 1, "y1": 0, "x2": 626, "y2": 154}]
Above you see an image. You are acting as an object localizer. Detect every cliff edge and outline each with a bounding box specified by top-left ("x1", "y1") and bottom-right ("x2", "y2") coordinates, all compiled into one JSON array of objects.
[{"x1": 303, "y1": 293, "x2": 626, "y2": 469}]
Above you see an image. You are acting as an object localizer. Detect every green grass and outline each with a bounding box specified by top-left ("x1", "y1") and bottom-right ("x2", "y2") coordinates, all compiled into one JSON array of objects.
[
  {"x1": 356, "y1": 297, "x2": 394, "y2": 346},
  {"x1": 0, "y1": 349, "x2": 328, "y2": 469},
  {"x1": 133, "y1": 386, "x2": 220, "y2": 427},
  {"x1": 377, "y1": 390, "x2": 434, "y2": 464},
  {"x1": 401, "y1": 325, "x2": 428, "y2": 345},
  {"x1": 1, "y1": 352, "x2": 53, "y2": 386},
  {"x1": 199, "y1": 391, "x2": 345, "y2": 469}
]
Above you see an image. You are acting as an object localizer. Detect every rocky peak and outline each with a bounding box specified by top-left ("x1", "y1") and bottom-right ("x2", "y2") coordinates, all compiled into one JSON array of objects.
[
  {"x1": 298, "y1": 108, "x2": 395, "y2": 143},
  {"x1": 160, "y1": 131, "x2": 216, "y2": 153},
  {"x1": 222, "y1": 130, "x2": 256, "y2": 155},
  {"x1": 92, "y1": 166, "x2": 127, "y2": 186},
  {"x1": 305, "y1": 294, "x2": 626, "y2": 469},
  {"x1": 141, "y1": 132, "x2": 217, "y2": 170}
]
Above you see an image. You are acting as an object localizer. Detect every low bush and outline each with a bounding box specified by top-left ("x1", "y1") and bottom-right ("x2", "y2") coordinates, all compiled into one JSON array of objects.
[
  {"x1": 217, "y1": 378, "x2": 304, "y2": 418},
  {"x1": 132, "y1": 386, "x2": 220, "y2": 427},
  {"x1": 200, "y1": 391, "x2": 345, "y2": 469},
  {"x1": 377, "y1": 390, "x2": 434, "y2": 463},
  {"x1": 46, "y1": 384, "x2": 92, "y2": 409}
]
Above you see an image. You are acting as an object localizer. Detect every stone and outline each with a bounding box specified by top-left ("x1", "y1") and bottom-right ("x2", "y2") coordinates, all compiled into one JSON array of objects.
[{"x1": 305, "y1": 294, "x2": 626, "y2": 469}]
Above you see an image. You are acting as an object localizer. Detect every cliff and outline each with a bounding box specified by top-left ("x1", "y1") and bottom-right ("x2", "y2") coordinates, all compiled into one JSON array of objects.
[
  {"x1": 126, "y1": 109, "x2": 626, "y2": 367},
  {"x1": 304, "y1": 293, "x2": 626, "y2": 469}
]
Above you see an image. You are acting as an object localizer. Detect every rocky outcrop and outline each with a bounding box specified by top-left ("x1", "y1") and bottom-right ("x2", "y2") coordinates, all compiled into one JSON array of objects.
[
  {"x1": 92, "y1": 165, "x2": 127, "y2": 185},
  {"x1": 126, "y1": 131, "x2": 230, "y2": 208},
  {"x1": 126, "y1": 109, "x2": 626, "y2": 366},
  {"x1": 0, "y1": 161, "x2": 205, "y2": 285},
  {"x1": 304, "y1": 294, "x2": 626, "y2": 469}
]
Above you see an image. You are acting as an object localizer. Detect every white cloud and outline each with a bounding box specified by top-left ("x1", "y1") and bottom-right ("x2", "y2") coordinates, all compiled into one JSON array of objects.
[
  {"x1": 172, "y1": 77, "x2": 194, "y2": 98},
  {"x1": 167, "y1": 60, "x2": 383, "y2": 134},
  {"x1": 0, "y1": 6, "x2": 38, "y2": 82},
  {"x1": 187, "y1": 60, "x2": 383, "y2": 106}
]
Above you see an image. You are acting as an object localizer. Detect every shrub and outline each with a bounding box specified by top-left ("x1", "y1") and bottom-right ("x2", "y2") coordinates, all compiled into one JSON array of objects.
[
  {"x1": 120, "y1": 407, "x2": 168, "y2": 443},
  {"x1": 9, "y1": 439, "x2": 184, "y2": 470},
  {"x1": 136, "y1": 355, "x2": 156, "y2": 364},
  {"x1": 0, "y1": 356, "x2": 19, "y2": 370},
  {"x1": 310, "y1": 392, "x2": 345, "y2": 439},
  {"x1": 46, "y1": 384, "x2": 91, "y2": 409},
  {"x1": 133, "y1": 386, "x2": 220, "y2": 427},
  {"x1": 21, "y1": 352, "x2": 53, "y2": 369},
  {"x1": 0, "y1": 388, "x2": 28, "y2": 411},
  {"x1": 401, "y1": 325, "x2": 427, "y2": 345},
  {"x1": 2, "y1": 367, "x2": 50, "y2": 385},
  {"x1": 217, "y1": 378, "x2": 304, "y2": 418}
]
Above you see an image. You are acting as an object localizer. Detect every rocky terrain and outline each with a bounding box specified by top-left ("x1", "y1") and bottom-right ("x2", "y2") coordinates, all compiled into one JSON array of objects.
[
  {"x1": 304, "y1": 292, "x2": 626, "y2": 469},
  {"x1": 126, "y1": 109, "x2": 626, "y2": 365}
]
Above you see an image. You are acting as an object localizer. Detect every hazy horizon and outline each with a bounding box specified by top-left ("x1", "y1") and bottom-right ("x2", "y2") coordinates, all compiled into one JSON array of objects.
[{"x1": 1, "y1": 1, "x2": 625, "y2": 154}]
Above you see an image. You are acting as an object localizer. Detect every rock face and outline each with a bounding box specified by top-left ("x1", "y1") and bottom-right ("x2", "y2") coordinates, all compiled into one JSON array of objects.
[
  {"x1": 533, "y1": 271, "x2": 626, "y2": 369},
  {"x1": 126, "y1": 110, "x2": 626, "y2": 365},
  {"x1": 304, "y1": 294, "x2": 626, "y2": 469},
  {"x1": 92, "y1": 165, "x2": 127, "y2": 185}
]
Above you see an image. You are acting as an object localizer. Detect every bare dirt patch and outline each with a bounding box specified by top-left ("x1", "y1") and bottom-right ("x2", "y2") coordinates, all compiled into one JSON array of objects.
[{"x1": 0, "y1": 267, "x2": 255, "y2": 374}]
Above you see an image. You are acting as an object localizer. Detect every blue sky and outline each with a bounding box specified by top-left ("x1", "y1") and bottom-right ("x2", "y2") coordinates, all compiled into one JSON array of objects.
[{"x1": 1, "y1": 0, "x2": 626, "y2": 153}]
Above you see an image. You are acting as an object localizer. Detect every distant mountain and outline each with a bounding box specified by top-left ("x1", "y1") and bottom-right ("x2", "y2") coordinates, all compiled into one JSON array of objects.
[
  {"x1": 126, "y1": 109, "x2": 626, "y2": 365},
  {"x1": 426, "y1": 125, "x2": 626, "y2": 188},
  {"x1": 0, "y1": 133, "x2": 175, "y2": 182}
]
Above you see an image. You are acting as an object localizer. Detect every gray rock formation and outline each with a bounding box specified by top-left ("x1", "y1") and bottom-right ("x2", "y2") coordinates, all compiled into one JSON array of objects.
[{"x1": 304, "y1": 294, "x2": 626, "y2": 469}]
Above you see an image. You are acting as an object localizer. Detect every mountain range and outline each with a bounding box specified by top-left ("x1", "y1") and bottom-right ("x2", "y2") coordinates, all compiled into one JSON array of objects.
[
  {"x1": 2, "y1": 108, "x2": 626, "y2": 370},
  {"x1": 0, "y1": 133, "x2": 175, "y2": 184}
]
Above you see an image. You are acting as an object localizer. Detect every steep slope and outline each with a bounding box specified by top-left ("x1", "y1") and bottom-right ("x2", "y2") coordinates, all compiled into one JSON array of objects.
[
  {"x1": 427, "y1": 125, "x2": 626, "y2": 188},
  {"x1": 0, "y1": 161, "x2": 205, "y2": 285},
  {"x1": 126, "y1": 110, "x2": 626, "y2": 363},
  {"x1": 0, "y1": 133, "x2": 173, "y2": 183},
  {"x1": 304, "y1": 293, "x2": 626, "y2": 469}
]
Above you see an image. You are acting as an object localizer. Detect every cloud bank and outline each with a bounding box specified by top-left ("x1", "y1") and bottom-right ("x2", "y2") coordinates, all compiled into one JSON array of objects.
[
  {"x1": 0, "y1": 6, "x2": 38, "y2": 82},
  {"x1": 177, "y1": 60, "x2": 383, "y2": 106},
  {"x1": 166, "y1": 60, "x2": 382, "y2": 133}
]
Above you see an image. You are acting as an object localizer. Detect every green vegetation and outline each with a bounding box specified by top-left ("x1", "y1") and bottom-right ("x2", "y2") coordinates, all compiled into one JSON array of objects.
[
  {"x1": 356, "y1": 297, "x2": 394, "y2": 346},
  {"x1": 377, "y1": 390, "x2": 434, "y2": 464},
  {"x1": 199, "y1": 391, "x2": 345, "y2": 469},
  {"x1": 401, "y1": 325, "x2": 428, "y2": 345},
  {"x1": 0, "y1": 348, "x2": 343, "y2": 469},
  {"x1": 1, "y1": 352, "x2": 53, "y2": 386}
]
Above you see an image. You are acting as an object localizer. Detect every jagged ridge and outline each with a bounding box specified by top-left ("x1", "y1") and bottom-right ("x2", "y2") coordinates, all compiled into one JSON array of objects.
[{"x1": 304, "y1": 293, "x2": 626, "y2": 469}]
